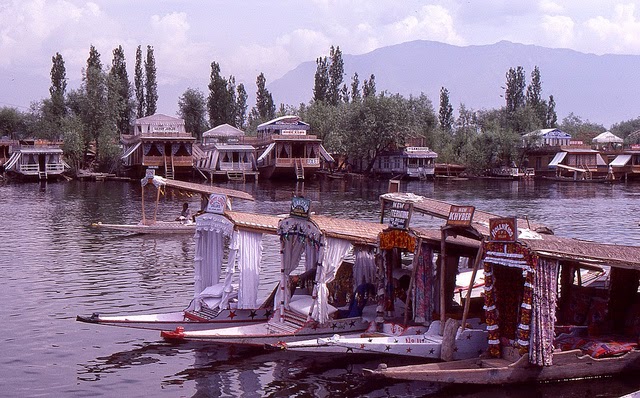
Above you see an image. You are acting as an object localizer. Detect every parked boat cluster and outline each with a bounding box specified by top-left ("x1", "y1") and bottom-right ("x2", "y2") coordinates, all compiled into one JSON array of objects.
[{"x1": 77, "y1": 176, "x2": 640, "y2": 386}]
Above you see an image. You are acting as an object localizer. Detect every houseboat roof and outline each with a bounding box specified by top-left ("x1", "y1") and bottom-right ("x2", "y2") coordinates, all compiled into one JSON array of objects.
[
  {"x1": 523, "y1": 128, "x2": 571, "y2": 138},
  {"x1": 257, "y1": 115, "x2": 310, "y2": 131},
  {"x1": 404, "y1": 147, "x2": 438, "y2": 158},
  {"x1": 203, "y1": 124, "x2": 245, "y2": 138},
  {"x1": 16, "y1": 146, "x2": 63, "y2": 154},
  {"x1": 213, "y1": 144, "x2": 255, "y2": 151},
  {"x1": 134, "y1": 113, "x2": 184, "y2": 125}
]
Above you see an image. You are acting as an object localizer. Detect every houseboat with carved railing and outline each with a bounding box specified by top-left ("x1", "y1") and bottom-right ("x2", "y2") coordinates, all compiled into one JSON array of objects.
[
  {"x1": 3, "y1": 140, "x2": 68, "y2": 180},
  {"x1": 195, "y1": 124, "x2": 259, "y2": 181},
  {"x1": 121, "y1": 113, "x2": 195, "y2": 179},
  {"x1": 249, "y1": 116, "x2": 334, "y2": 180}
]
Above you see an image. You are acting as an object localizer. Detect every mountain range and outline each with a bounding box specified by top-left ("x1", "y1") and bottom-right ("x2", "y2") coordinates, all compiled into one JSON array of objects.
[{"x1": 268, "y1": 40, "x2": 640, "y2": 128}]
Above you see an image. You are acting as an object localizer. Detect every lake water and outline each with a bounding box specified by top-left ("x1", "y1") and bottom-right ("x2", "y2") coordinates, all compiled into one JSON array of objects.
[{"x1": 2, "y1": 177, "x2": 640, "y2": 397}]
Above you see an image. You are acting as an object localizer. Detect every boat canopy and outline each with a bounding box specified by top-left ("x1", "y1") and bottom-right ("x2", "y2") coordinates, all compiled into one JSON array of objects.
[
  {"x1": 548, "y1": 152, "x2": 567, "y2": 168},
  {"x1": 121, "y1": 142, "x2": 141, "y2": 160},
  {"x1": 610, "y1": 154, "x2": 632, "y2": 167},
  {"x1": 144, "y1": 175, "x2": 254, "y2": 201},
  {"x1": 3, "y1": 152, "x2": 20, "y2": 170},
  {"x1": 257, "y1": 142, "x2": 276, "y2": 162},
  {"x1": 319, "y1": 145, "x2": 335, "y2": 163}
]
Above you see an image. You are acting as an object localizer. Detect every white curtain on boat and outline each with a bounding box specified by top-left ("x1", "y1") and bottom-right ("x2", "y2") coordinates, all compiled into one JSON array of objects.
[
  {"x1": 217, "y1": 230, "x2": 239, "y2": 310},
  {"x1": 236, "y1": 229, "x2": 264, "y2": 309},
  {"x1": 305, "y1": 242, "x2": 319, "y2": 272},
  {"x1": 312, "y1": 237, "x2": 352, "y2": 324},
  {"x1": 352, "y1": 246, "x2": 376, "y2": 290},
  {"x1": 193, "y1": 213, "x2": 234, "y2": 299}
]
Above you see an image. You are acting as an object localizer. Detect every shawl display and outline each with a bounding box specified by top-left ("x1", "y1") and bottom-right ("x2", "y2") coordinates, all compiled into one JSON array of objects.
[{"x1": 413, "y1": 242, "x2": 434, "y2": 323}]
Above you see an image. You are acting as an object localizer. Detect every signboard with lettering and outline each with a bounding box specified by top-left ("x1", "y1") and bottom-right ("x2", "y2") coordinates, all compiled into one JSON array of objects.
[
  {"x1": 387, "y1": 201, "x2": 413, "y2": 229},
  {"x1": 290, "y1": 197, "x2": 311, "y2": 219},
  {"x1": 489, "y1": 217, "x2": 518, "y2": 242},
  {"x1": 446, "y1": 205, "x2": 475, "y2": 227},
  {"x1": 206, "y1": 193, "x2": 228, "y2": 214}
]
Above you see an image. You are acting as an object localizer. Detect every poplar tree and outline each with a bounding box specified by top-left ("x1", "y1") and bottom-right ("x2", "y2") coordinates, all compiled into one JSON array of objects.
[
  {"x1": 313, "y1": 56, "x2": 329, "y2": 103},
  {"x1": 546, "y1": 95, "x2": 558, "y2": 128},
  {"x1": 328, "y1": 45, "x2": 344, "y2": 106},
  {"x1": 144, "y1": 45, "x2": 158, "y2": 116},
  {"x1": 134, "y1": 45, "x2": 145, "y2": 118},
  {"x1": 49, "y1": 52, "x2": 67, "y2": 125},
  {"x1": 207, "y1": 61, "x2": 229, "y2": 127},
  {"x1": 255, "y1": 72, "x2": 275, "y2": 120},
  {"x1": 83, "y1": 45, "x2": 108, "y2": 161},
  {"x1": 526, "y1": 66, "x2": 547, "y2": 127},
  {"x1": 235, "y1": 83, "x2": 248, "y2": 129},
  {"x1": 439, "y1": 87, "x2": 454, "y2": 132},
  {"x1": 178, "y1": 88, "x2": 208, "y2": 140},
  {"x1": 363, "y1": 74, "x2": 376, "y2": 98},
  {"x1": 108, "y1": 45, "x2": 132, "y2": 135},
  {"x1": 350, "y1": 72, "x2": 361, "y2": 102}
]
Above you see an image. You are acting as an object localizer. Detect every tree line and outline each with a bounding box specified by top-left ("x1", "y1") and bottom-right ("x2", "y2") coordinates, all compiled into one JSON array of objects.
[{"x1": 2, "y1": 43, "x2": 640, "y2": 174}]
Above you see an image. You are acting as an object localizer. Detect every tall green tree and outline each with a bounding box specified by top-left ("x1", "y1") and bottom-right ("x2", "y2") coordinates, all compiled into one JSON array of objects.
[
  {"x1": 207, "y1": 61, "x2": 232, "y2": 127},
  {"x1": 328, "y1": 45, "x2": 344, "y2": 106},
  {"x1": 81, "y1": 45, "x2": 111, "y2": 166},
  {"x1": 255, "y1": 72, "x2": 275, "y2": 120},
  {"x1": 313, "y1": 56, "x2": 330, "y2": 103},
  {"x1": 350, "y1": 72, "x2": 361, "y2": 102},
  {"x1": 546, "y1": 95, "x2": 557, "y2": 128},
  {"x1": 134, "y1": 45, "x2": 145, "y2": 118},
  {"x1": 144, "y1": 45, "x2": 158, "y2": 116},
  {"x1": 525, "y1": 66, "x2": 548, "y2": 128},
  {"x1": 108, "y1": 45, "x2": 132, "y2": 136},
  {"x1": 49, "y1": 52, "x2": 67, "y2": 128},
  {"x1": 363, "y1": 74, "x2": 376, "y2": 98},
  {"x1": 178, "y1": 88, "x2": 208, "y2": 141},
  {"x1": 504, "y1": 66, "x2": 527, "y2": 132},
  {"x1": 438, "y1": 87, "x2": 454, "y2": 132},
  {"x1": 235, "y1": 83, "x2": 248, "y2": 129}
]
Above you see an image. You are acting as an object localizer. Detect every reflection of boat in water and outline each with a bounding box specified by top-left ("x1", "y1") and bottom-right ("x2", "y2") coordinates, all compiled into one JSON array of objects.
[
  {"x1": 78, "y1": 207, "x2": 284, "y2": 331},
  {"x1": 91, "y1": 171, "x2": 254, "y2": 234}
]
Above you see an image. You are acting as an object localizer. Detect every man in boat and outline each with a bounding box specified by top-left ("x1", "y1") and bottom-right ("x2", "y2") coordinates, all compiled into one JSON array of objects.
[{"x1": 176, "y1": 202, "x2": 190, "y2": 223}]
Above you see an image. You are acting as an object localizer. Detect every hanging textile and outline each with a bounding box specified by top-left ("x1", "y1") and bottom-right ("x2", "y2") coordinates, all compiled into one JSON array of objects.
[
  {"x1": 352, "y1": 246, "x2": 376, "y2": 290},
  {"x1": 185, "y1": 144, "x2": 191, "y2": 155},
  {"x1": 413, "y1": 243, "x2": 434, "y2": 323},
  {"x1": 171, "y1": 143, "x2": 180, "y2": 156},
  {"x1": 218, "y1": 230, "x2": 239, "y2": 310},
  {"x1": 305, "y1": 243, "x2": 319, "y2": 272},
  {"x1": 483, "y1": 241, "x2": 537, "y2": 358},
  {"x1": 277, "y1": 218, "x2": 323, "y2": 313},
  {"x1": 529, "y1": 257, "x2": 558, "y2": 366},
  {"x1": 312, "y1": 237, "x2": 352, "y2": 323},
  {"x1": 143, "y1": 143, "x2": 152, "y2": 156},
  {"x1": 236, "y1": 229, "x2": 264, "y2": 309},
  {"x1": 156, "y1": 144, "x2": 164, "y2": 156},
  {"x1": 192, "y1": 213, "x2": 234, "y2": 309}
]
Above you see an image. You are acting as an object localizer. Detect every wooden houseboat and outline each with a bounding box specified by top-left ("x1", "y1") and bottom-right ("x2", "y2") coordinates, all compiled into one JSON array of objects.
[
  {"x1": 0, "y1": 137, "x2": 17, "y2": 171},
  {"x1": 121, "y1": 113, "x2": 195, "y2": 179},
  {"x1": 195, "y1": 124, "x2": 258, "y2": 181},
  {"x1": 608, "y1": 150, "x2": 640, "y2": 182},
  {"x1": 545, "y1": 148, "x2": 608, "y2": 181},
  {"x1": 3, "y1": 140, "x2": 68, "y2": 180},
  {"x1": 370, "y1": 146, "x2": 438, "y2": 179},
  {"x1": 251, "y1": 116, "x2": 334, "y2": 180}
]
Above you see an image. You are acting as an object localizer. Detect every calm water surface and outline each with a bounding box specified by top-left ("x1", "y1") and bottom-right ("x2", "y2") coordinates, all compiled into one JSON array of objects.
[{"x1": 2, "y1": 177, "x2": 640, "y2": 397}]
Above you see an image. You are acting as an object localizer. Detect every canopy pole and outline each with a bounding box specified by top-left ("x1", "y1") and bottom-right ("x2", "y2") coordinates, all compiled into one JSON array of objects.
[
  {"x1": 153, "y1": 184, "x2": 161, "y2": 223},
  {"x1": 460, "y1": 239, "x2": 485, "y2": 332},
  {"x1": 440, "y1": 227, "x2": 447, "y2": 335},
  {"x1": 141, "y1": 184, "x2": 146, "y2": 224},
  {"x1": 404, "y1": 238, "x2": 422, "y2": 326}
]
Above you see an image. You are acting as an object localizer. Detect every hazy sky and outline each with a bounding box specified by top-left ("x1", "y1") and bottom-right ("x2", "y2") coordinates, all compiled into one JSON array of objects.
[{"x1": 2, "y1": 0, "x2": 640, "y2": 114}]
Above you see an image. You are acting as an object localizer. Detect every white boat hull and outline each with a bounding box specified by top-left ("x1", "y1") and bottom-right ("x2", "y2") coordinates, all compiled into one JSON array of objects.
[{"x1": 92, "y1": 221, "x2": 196, "y2": 234}]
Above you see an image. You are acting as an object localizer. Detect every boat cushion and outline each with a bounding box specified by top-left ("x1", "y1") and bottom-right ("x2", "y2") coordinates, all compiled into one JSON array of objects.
[
  {"x1": 199, "y1": 283, "x2": 226, "y2": 297},
  {"x1": 288, "y1": 295, "x2": 337, "y2": 317},
  {"x1": 580, "y1": 340, "x2": 637, "y2": 358}
]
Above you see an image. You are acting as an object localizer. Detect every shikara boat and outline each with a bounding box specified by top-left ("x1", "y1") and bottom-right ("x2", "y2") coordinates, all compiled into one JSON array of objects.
[
  {"x1": 366, "y1": 209, "x2": 640, "y2": 385},
  {"x1": 161, "y1": 199, "x2": 390, "y2": 345},
  {"x1": 91, "y1": 171, "x2": 254, "y2": 234},
  {"x1": 78, "y1": 209, "x2": 284, "y2": 331}
]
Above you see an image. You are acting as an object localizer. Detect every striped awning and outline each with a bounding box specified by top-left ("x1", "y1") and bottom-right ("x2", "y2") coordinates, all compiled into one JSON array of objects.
[
  {"x1": 121, "y1": 142, "x2": 141, "y2": 160},
  {"x1": 610, "y1": 154, "x2": 632, "y2": 167},
  {"x1": 548, "y1": 152, "x2": 567, "y2": 168}
]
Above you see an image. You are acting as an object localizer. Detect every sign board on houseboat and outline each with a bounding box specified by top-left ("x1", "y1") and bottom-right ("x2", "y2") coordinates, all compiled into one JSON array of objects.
[
  {"x1": 206, "y1": 193, "x2": 228, "y2": 214},
  {"x1": 489, "y1": 217, "x2": 518, "y2": 242},
  {"x1": 290, "y1": 196, "x2": 311, "y2": 219},
  {"x1": 387, "y1": 201, "x2": 413, "y2": 229},
  {"x1": 446, "y1": 205, "x2": 475, "y2": 227}
]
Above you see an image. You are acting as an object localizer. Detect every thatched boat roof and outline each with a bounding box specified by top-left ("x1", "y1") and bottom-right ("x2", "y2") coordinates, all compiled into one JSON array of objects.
[
  {"x1": 311, "y1": 215, "x2": 387, "y2": 246},
  {"x1": 225, "y1": 211, "x2": 282, "y2": 234},
  {"x1": 152, "y1": 177, "x2": 254, "y2": 201}
]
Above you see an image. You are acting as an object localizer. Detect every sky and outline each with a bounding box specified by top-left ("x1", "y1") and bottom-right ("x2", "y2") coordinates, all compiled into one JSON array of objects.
[{"x1": 2, "y1": 0, "x2": 640, "y2": 117}]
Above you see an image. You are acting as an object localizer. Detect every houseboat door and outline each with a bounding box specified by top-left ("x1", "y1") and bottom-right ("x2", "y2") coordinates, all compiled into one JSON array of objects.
[{"x1": 38, "y1": 154, "x2": 46, "y2": 172}]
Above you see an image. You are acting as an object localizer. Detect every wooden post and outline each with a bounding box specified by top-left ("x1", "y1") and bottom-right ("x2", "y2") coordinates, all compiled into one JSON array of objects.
[
  {"x1": 460, "y1": 238, "x2": 484, "y2": 332},
  {"x1": 141, "y1": 183, "x2": 146, "y2": 224},
  {"x1": 440, "y1": 227, "x2": 447, "y2": 335},
  {"x1": 153, "y1": 184, "x2": 161, "y2": 223},
  {"x1": 404, "y1": 239, "x2": 422, "y2": 326}
]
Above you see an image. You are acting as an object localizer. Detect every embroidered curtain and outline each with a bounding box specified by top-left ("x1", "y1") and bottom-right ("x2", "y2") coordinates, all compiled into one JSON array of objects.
[
  {"x1": 413, "y1": 243, "x2": 435, "y2": 323},
  {"x1": 312, "y1": 237, "x2": 352, "y2": 323},
  {"x1": 529, "y1": 257, "x2": 558, "y2": 366},
  {"x1": 171, "y1": 143, "x2": 180, "y2": 156}
]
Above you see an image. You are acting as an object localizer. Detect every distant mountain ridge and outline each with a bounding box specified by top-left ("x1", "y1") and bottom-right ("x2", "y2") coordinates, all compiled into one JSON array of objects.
[{"x1": 268, "y1": 40, "x2": 640, "y2": 128}]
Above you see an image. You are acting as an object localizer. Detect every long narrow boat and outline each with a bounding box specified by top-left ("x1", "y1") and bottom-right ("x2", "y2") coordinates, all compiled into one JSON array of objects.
[
  {"x1": 366, "y1": 212, "x2": 640, "y2": 385},
  {"x1": 91, "y1": 171, "x2": 255, "y2": 234},
  {"x1": 78, "y1": 209, "x2": 284, "y2": 331}
]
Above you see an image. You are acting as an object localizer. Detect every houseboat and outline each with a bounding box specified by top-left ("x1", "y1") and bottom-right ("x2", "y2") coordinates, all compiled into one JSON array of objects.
[
  {"x1": 195, "y1": 124, "x2": 258, "y2": 181},
  {"x1": 251, "y1": 116, "x2": 334, "y2": 180},
  {"x1": 3, "y1": 140, "x2": 68, "y2": 180},
  {"x1": 545, "y1": 148, "x2": 608, "y2": 181},
  {"x1": 370, "y1": 146, "x2": 438, "y2": 179},
  {"x1": 121, "y1": 113, "x2": 195, "y2": 179},
  {"x1": 608, "y1": 150, "x2": 640, "y2": 182}
]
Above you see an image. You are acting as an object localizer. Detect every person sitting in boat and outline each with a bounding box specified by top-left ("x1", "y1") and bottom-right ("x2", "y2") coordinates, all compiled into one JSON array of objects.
[
  {"x1": 176, "y1": 202, "x2": 190, "y2": 223},
  {"x1": 337, "y1": 282, "x2": 376, "y2": 318}
]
